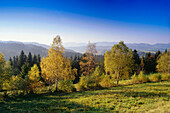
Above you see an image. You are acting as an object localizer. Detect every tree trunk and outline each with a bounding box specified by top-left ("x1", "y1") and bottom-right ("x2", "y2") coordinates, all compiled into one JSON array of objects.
[
  {"x1": 87, "y1": 74, "x2": 89, "y2": 86},
  {"x1": 55, "y1": 79, "x2": 58, "y2": 92},
  {"x1": 117, "y1": 72, "x2": 119, "y2": 85},
  {"x1": 30, "y1": 89, "x2": 34, "y2": 94}
]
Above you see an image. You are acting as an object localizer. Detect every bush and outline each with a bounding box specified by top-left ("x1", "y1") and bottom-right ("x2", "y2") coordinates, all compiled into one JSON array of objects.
[
  {"x1": 149, "y1": 73, "x2": 161, "y2": 82},
  {"x1": 161, "y1": 73, "x2": 170, "y2": 80},
  {"x1": 57, "y1": 80, "x2": 75, "y2": 92},
  {"x1": 137, "y1": 71, "x2": 149, "y2": 83},
  {"x1": 88, "y1": 68, "x2": 102, "y2": 89},
  {"x1": 75, "y1": 75, "x2": 88, "y2": 91},
  {"x1": 3, "y1": 75, "x2": 26, "y2": 91},
  {"x1": 87, "y1": 76, "x2": 101, "y2": 89},
  {"x1": 131, "y1": 73, "x2": 138, "y2": 84},
  {"x1": 75, "y1": 71, "x2": 102, "y2": 91},
  {"x1": 99, "y1": 75, "x2": 115, "y2": 88}
]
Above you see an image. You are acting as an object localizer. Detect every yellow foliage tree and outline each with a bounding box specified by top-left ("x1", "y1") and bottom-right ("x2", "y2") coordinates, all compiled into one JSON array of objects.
[
  {"x1": 104, "y1": 41, "x2": 134, "y2": 85},
  {"x1": 40, "y1": 36, "x2": 74, "y2": 91},
  {"x1": 157, "y1": 49, "x2": 170, "y2": 74},
  {"x1": 28, "y1": 64, "x2": 43, "y2": 93},
  {"x1": 0, "y1": 53, "x2": 5, "y2": 90},
  {"x1": 80, "y1": 42, "x2": 97, "y2": 86},
  {"x1": 0, "y1": 52, "x2": 5, "y2": 73}
]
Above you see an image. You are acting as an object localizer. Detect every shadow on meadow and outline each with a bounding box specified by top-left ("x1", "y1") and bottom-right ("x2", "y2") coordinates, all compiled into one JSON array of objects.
[
  {"x1": 0, "y1": 93, "x2": 107, "y2": 113},
  {"x1": 147, "y1": 84, "x2": 170, "y2": 87}
]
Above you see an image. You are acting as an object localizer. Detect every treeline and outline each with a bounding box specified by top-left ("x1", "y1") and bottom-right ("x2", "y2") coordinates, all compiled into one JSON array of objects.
[
  {"x1": 9, "y1": 51, "x2": 41, "y2": 76},
  {"x1": 0, "y1": 35, "x2": 169, "y2": 94}
]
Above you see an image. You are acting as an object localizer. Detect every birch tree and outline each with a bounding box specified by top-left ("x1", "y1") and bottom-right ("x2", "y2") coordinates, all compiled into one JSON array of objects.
[
  {"x1": 104, "y1": 41, "x2": 134, "y2": 85},
  {"x1": 40, "y1": 36, "x2": 74, "y2": 91}
]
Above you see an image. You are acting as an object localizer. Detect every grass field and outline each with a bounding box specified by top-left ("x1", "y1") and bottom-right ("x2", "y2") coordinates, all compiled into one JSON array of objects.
[{"x1": 0, "y1": 81, "x2": 170, "y2": 113}]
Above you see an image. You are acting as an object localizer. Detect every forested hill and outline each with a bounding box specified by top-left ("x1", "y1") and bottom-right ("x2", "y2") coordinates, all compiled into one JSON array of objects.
[{"x1": 0, "y1": 41, "x2": 82, "y2": 61}]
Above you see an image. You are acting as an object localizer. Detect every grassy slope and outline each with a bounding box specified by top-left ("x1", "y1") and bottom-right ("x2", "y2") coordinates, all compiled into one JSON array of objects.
[{"x1": 0, "y1": 81, "x2": 169, "y2": 113}]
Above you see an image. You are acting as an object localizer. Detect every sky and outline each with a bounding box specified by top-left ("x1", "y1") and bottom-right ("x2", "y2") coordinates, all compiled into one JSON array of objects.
[{"x1": 0, "y1": 0, "x2": 170, "y2": 45}]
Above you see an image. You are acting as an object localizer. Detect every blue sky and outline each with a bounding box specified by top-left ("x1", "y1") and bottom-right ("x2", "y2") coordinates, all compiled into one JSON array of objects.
[{"x1": 0, "y1": 0, "x2": 170, "y2": 45}]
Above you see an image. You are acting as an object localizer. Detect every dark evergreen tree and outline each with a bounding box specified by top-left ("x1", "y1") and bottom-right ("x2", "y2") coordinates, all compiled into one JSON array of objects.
[
  {"x1": 132, "y1": 49, "x2": 141, "y2": 74},
  {"x1": 70, "y1": 55, "x2": 81, "y2": 83},
  {"x1": 9, "y1": 57, "x2": 13, "y2": 66},
  {"x1": 9, "y1": 51, "x2": 42, "y2": 76},
  {"x1": 12, "y1": 56, "x2": 16, "y2": 68},
  {"x1": 27, "y1": 52, "x2": 32, "y2": 67},
  {"x1": 32, "y1": 54, "x2": 37, "y2": 65},
  {"x1": 18, "y1": 50, "x2": 26, "y2": 71},
  {"x1": 144, "y1": 52, "x2": 156, "y2": 73},
  {"x1": 155, "y1": 50, "x2": 161, "y2": 59},
  {"x1": 36, "y1": 54, "x2": 41, "y2": 71}
]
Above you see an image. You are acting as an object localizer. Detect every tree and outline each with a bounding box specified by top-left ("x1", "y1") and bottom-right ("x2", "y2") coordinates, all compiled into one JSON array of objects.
[
  {"x1": 27, "y1": 52, "x2": 32, "y2": 67},
  {"x1": 36, "y1": 54, "x2": 41, "y2": 70},
  {"x1": 70, "y1": 56, "x2": 81, "y2": 83},
  {"x1": 18, "y1": 50, "x2": 26, "y2": 71},
  {"x1": 0, "y1": 53, "x2": 5, "y2": 74},
  {"x1": 32, "y1": 54, "x2": 37, "y2": 65},
  {"x1": 140, "y1": 56, "x2": 145, "y2": 72},
  {"x1": 28, "y1": 64, "x2": 43, "y2": 93},
  {"x1": 132, "y1": 49, "x2": 141, "y2": 74},
  {"x1": 157, "y1": 49, "x2": 170, "y2": 73},
  {"x1": 40, "y1": 35, "x2": 74, "y2": 91},
  {"x1": 79, "y1": 42, "x2": 97, "y2": 86},
  {"x1": 1, "y1": 61, "x2": 13, "y2": 90},
  {"x1": 104, "y1": 41, "x2": 134, "y2": 85},
  {"x1": 144, "y1": 53, "x2": 157, "y2": 73},
  {"x1": 0, "y1": 53, "x2": 5, "y2": 90},
  {"x1": 155, "y1": 50, "x2": 161, "y2": 59},
  {"x1": 20, "y1": 62, "x2": 29, "y2": 79}
]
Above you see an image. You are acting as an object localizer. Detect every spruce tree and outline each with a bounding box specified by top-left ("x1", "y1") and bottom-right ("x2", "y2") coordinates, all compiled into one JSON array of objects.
[
  {"x1": 27, "y1": 52, "x2": 32, "y2": 67},
  {"x1": 18, "y1": 50, "x2": 26, "y2": 71}
]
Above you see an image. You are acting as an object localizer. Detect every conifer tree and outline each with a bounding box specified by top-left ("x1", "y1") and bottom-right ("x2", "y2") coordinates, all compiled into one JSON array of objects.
[
  {"x1": 18, "y1": 50, "x2": 26, "y2": 71},
  {"x1": 32, "y1": 54, "x2": 37, "y2": 65},
  {"x1": 27, "y1": 52, "x2": 32, "y2": 66},
  {"x1": 132, "y1": 49, "x2": 141, "y2": 74}
]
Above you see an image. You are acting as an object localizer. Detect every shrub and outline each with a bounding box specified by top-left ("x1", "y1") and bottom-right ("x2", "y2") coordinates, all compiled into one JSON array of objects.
[
  {"x1": 88, "y1": 76, "x2": 101, "y2": 89},
  {"x1": 137, "y1": 71, "x2": 149, "y2": 83},
  {"x1": 3, "y1": 75, "x2": 25, "y2": 90},
  {"x1": 99, "y1": 75, "x2": 115, "y2": 88},
  {"x1": 149, "y1": 73, "x2": 162, "y2": 82},
  {"x1": 131, "y1": 73, "x2": 138, "y2": 84},
  {"x1": 88, "y1": 67, "x2": 102, "y2": 89},
  {"x1": 75, "y1": 69, "x2": 103, "y2": 91},
  {"x1": 161, "y1": 73, "x2": 170, "y2": 80},
  {"x1": 75, "y1": 75, "x2": 88, "y2": 91},
  {"x1": 57, "y1": 79, "x2": 75, "y2": 92}
]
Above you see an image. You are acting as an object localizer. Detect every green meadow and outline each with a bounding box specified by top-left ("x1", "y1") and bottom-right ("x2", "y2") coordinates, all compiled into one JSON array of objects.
[{"x1": 0, "y1": 81, "x2": 169, "y2": 113}]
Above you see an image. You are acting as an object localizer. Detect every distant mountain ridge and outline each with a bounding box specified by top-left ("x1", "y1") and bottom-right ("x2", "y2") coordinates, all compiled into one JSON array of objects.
[
  {"x1": 0, "y1": 41, "x2": 82, "y2": 61},
  {"x1": 0, "y1": 41, "x2": 169, "y2": 60},
  {"x1": 63, "y1": 42, "x2": 170, "y2": 55}
]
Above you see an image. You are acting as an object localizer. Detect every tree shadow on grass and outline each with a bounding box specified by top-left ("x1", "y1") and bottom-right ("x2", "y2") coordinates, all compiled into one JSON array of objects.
[{"x1": 0, "y1": 94, "x2": 109, "y2": 113}]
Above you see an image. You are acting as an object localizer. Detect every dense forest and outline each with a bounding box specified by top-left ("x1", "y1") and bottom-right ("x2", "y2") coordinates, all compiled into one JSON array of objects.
[{"x1": 0, "y1": 35, "x2": 169, "y2": 94}]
